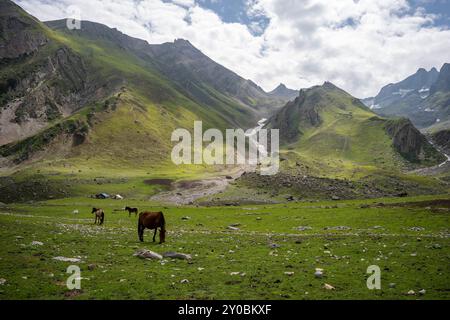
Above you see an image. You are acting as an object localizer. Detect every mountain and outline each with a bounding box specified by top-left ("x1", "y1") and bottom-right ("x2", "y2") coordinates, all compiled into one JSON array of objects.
[
  {"x1": 44, "y1": 20, "x2": 286, "y2": 124},
  {"x1": 268, "y1": 82, "x2": 445, "y2": 168},
  {"x1": 268, "y1": 83, "x2": 299, "y2": 101},
  {"x1": 374, "y1": 67, "x2": 439, "y2": 108},
  {"x1": 0, "y1": 0, "x2": 290, "y2": 170},
  {"x1": 366, "y1": 65, "x2": 449, "y2": 129}
]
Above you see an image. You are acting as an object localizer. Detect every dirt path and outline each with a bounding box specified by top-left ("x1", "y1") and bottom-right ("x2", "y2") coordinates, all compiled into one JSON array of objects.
[{"x1": 149, "y1": 165, "x2": 250, "y2": 205}]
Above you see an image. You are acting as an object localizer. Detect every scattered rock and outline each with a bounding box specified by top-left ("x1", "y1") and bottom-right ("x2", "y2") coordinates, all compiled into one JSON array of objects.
[
  {"x1": 409, "y1": 227, "x2": 425, "y2": 232},
  {"x1": 73, "y1": 210, "x2": 79, "y2": 214},
  {"x1": 407, "y1": 290, "x2": 416, "y2": 296},
  {"x1": 389, "y1": 283, "x2": 396, "y2": 288},
  {"x1": 88, "y1": 264, "x2": 96, "y2": 271},
  {"x1": 133, "y1": 249, "x2": 163, "y2": 260},
  {"x1": 181, "y1": 216, "x2": 191, "y2": 220},
  {"x1": 332, "y1": 196, "x2": 340, "y2": 201},
  {"x1": 314, "y1": 269, "x2": 324, "y2": 278},
  {"x1": 180, "y1": 279, "x2": 189, "y2": 284},
  {"x1": 0, "y1": 278, "x2": 6, "y2": 285},
  {"x1": 269, "y1": 243, "x2": 281, "y2": 249},
  {"x1": 432, "y1": 244, "x2": 442, "y2": 249},
  {"x1": 163, "y1": 252, "x2": 192, "y2": 260},
  {"x1": 31, "y1": 241, "x2": 43, "y2": 246},
  {"x1": 324, "y1": 283, "x2": 335, "y2": 290},
  {"x1": 53, "y1": 256, "x2": 81, "y2": 263},
  {"x1": 419, "y1": 289, "x2": 426, "y2": 295},
  {"x1": 295, "y1": 226, "x2": 312, "y2": 231},
  {"x1": 284, "y1": 272, "x2": 294, "y2": 276},
  {"x1": 324, "y1": 226, "x2": 351, "y2": 231},
  {"x1": 227, "y1": 226, "x2": 240, "y2": 231}
]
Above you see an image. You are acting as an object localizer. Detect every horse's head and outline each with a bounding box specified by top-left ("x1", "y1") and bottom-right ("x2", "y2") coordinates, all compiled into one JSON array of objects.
[{"x1": 91, "y1": 208, "x2": 97, "y2": 213}]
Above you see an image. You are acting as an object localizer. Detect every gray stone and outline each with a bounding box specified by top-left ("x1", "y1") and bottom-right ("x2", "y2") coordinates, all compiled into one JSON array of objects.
[
  {"x1": 163, "y1": 252, "x2": 192, "y2": 260},
  {"x1": 133, "y1": 249, "x2": 162, "y2": 260}
]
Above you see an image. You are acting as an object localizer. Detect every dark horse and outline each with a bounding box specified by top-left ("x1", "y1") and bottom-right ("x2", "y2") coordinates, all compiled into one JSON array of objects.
[
  {"x1": 91, "y1": 208, "x2": 105, "y2": 225},
  {"x1": 125, "y1": 206, "x2": 139, "y2": 217},
  {"x1": 138, "y1": 211, "x2": 166, "y2": 244}
]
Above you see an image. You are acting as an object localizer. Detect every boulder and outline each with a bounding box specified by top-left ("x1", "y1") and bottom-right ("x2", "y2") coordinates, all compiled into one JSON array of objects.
[
  {"x1": 324, "y1": 283, "x2": 335, "y2": 290},
  {"x1": 53, "y1": 256, "x2": 81, "y2": 263},
  {"x1": 133, "y1": 249, "x2": 163, "y2": 260},
  {"x1": 163, "y1": 252, "x2": 192, "y2": 260}
]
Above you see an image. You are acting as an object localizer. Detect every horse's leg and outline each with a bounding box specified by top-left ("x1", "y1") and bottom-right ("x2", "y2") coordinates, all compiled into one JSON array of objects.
[
  {"x1": 138, "y1": 222, "x2": 144, "y2": 242},
  {"x1": 152, "y1": 228, "x2": 157, "y2": 242}
]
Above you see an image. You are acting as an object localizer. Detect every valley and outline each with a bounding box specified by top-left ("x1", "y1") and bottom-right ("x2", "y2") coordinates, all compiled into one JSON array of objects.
[{"x1": 0, "y1": 0, "x2": 449, "y2": 301}]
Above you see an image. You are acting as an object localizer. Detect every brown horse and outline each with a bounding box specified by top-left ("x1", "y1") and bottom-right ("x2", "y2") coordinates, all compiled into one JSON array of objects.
[
  {"x1": 138, "y1": 211, "x2": 166, "y2": 244},
  {"x1": 91, "y1": 208, "x2": 105, "y2": 225},
  {"x1": 125, "y1": 206, "x2": 139, "y2": 217}
]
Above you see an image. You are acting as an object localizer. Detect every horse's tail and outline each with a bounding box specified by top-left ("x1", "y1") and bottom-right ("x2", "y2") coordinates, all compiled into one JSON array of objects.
[
  {"x1": 160, "y1": 212, "x2": 166, "y2": 230},
  {"x1": 101, "y1": 212, "x2": 105, "y2": 225},
  {"x1": 137, "y1": 214, "x2": 144, "y2": 242}
]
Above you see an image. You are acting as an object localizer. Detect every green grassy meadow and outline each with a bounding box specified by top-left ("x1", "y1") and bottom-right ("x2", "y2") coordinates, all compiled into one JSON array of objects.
[{"x1": 0, "y1": 194, "x2": 448, "y2": 300}]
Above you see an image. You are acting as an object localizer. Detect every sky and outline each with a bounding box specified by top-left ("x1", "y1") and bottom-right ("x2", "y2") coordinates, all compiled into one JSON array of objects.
[{"x1": 13, "y1": 0, "x2": 450, "y2": 98}]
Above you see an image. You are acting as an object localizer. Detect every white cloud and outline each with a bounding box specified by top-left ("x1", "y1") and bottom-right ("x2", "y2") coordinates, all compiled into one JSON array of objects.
[{"x1": 12, "y1": 0, "x2": 450, "y2": 97}]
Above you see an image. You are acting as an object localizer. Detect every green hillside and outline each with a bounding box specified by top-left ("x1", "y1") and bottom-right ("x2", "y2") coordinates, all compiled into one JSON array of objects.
[{"x1": 268, "y1": 82, "x2": 444, "y2": 173}]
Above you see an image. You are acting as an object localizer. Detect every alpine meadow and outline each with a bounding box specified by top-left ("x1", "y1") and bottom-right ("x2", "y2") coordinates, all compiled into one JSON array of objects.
[{"x1": 0, "y1": 0, "x2": 449, "y2": 302}]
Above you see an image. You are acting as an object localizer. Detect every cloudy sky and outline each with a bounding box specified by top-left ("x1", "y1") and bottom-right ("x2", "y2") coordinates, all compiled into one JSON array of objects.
[{"x1": 13, "y1": 0, "x2": 450, "y2": 98}]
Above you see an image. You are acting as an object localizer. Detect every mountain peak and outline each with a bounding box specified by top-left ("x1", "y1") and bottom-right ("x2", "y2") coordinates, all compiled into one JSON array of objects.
[
  {"x1": 173, "y1": 38, "x2": 193, "y2": 46},
  {"x1": 416, "y1": 68, "x2": 427, "y2": 74},
  {"x1": 322, "y1": 81, "x2": 339, "y2": 90},
  {"x1": 269, "y1": 83, "x2": 298, "y2": 100}
]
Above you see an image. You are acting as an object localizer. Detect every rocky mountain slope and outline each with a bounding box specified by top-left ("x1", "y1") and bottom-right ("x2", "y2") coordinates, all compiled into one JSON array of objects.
[{"x1": 0, "y1": 1, "x2": 112, "y2": 146}]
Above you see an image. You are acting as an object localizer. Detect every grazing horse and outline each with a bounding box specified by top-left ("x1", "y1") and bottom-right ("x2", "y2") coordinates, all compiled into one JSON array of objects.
[
  {"x1": 91, "y1": 208, "x2": 105, "y2": 225},
  {"x1": 138, "y1": 211, "x2": 166, "y2": 244},
  {"x1": 125, "y1": 206, "x2": 139, "y2": 217}
]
